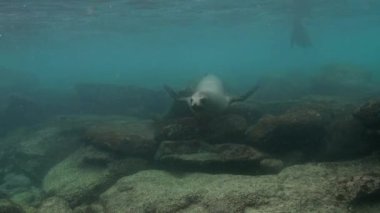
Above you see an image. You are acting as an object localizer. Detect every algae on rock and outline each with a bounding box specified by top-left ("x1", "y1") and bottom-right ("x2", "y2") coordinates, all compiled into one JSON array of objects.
[{"x1": 42, "y1": 146, "x2": 150, "y2": 207}]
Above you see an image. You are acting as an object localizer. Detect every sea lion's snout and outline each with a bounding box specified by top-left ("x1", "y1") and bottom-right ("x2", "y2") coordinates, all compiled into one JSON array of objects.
[
  {"x1": 191, "y1": 104, "x2": 203, "y2": 111},
  {"x1": 190, "y1": 94, "x2": 207, "y2": 112}
]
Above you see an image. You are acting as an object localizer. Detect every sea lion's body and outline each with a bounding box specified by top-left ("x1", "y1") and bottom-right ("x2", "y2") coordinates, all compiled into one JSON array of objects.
[
  {"x1": 164, "y1": 75, "x2": 259, "y2": 117},
  {"x1": 188, "y1": 75, "x2": 230, "y2": 115}
]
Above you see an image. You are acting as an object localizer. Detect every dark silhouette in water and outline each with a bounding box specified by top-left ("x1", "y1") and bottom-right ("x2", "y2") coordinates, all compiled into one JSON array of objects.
[
  {"x1": 291, "y1": 0, "x2": 312, "y2": 48},
  {"x1": 291, "y1": 18, "x2": 312, "y2": 48}
]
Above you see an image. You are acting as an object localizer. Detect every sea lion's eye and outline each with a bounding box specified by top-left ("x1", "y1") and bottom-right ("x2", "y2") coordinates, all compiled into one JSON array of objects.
[
  {"x1": 200, "y1": 98, "x2": 207, "y2": 104},
  {"x1": 190, "y1": 98, "x2": 193, "y2": 104}
]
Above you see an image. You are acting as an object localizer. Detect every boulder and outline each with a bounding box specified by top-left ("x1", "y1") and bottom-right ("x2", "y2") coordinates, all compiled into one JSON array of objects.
[
  {"x1": 37, "y1": 197, "x2": 72, "y2": 213},
  {"x1": 246, "y1": 109, "x2": 326, "y2": 156},
  {"x1": 0, "y1": 173, "x2": 31, "y2": 196},
  {"x1": 42, "y1": 147, "x2": 112, "y2": 207},
  {"x1": 259, "y1": 158, "x2": 284, "y2": 173},
  {"x1": 204, "y1": 114, "x2": 248, "y2": 143},
  {"x1": 156, "y1": 114, "x2": 249, "y2": 144},
  {"x1": 354, "y1": 99, "x2": 380, "y2": 129},
  {"x1": 154, "y1": 117, "x2": 200, "y2": 141},
  {"x1": 10, "y1": 186, "x2": 43, "y2": 207},
  {"x1": 353, "y1": 99, "x2": 380, "y2": 150},
  {"x1": 13, "y1": 126, "x2": 81, "y2": 181},
  {"x1": 226, "y1": 102, "x2": 262, "y2": 124},
  {"x1": 247, "y1": 97, "x2": 369, "y2": 161},
  {"x1": 72, "y1": 204, "x2": 104, "y2": 213},
  {"x1": 0, "y1": 198, "x2": 24, "y2": 213},
  {"x1": 155, "y1": 140, "x2": 281, "y2": 174},
  {"x1": 322, "y1": 117, "x2": 369, "y2": 160},
  {"x1": 98, "y1": 156, "x2": 380, "y2": 213},
  {"x1": 83, "y1": 118, "x2": 157, "y2": 158},
  {"x1": 42, "y1": 146, "x2": 150, "y2": 207},
  {"x1": 336, "y1": 173, "x2": 380, "y2": 204}
]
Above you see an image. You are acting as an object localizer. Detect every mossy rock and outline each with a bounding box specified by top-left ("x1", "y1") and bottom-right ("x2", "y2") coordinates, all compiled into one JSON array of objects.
[{"x1": 42, "y1": 146, "x2": 150, "y2": 207}]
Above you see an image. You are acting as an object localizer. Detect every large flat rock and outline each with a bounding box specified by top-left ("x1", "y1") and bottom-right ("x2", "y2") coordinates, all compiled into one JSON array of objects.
[
  {"x1": 83, "y1": 117, "x2": 157, "y2": 158},
  {"x1": 98, "y1": 155, "x2": 380, "y2": 213},
  {"x1": 42, "y1": 146, "x2": 149, "y2": 207}
]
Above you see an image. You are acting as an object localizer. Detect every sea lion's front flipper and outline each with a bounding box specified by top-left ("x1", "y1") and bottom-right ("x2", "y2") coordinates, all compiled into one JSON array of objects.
[
  {"x1": 229, "y1": 85, "x2": 260, "y2": 104},
  {"x1": 163, "y1": 85, "x2": 179, "y2": 100},
  {"x1": 163, "y1": 85, "x2": 190, "y2": 102}
]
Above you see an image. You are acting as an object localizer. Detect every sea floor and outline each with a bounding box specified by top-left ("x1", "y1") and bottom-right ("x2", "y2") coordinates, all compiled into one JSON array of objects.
[
  {"x1": 0, "y1": 64, "x2": 380, "y2": 212},
  {"x1": 0, "y1": 101, "x2": 379, "y2": 213}
]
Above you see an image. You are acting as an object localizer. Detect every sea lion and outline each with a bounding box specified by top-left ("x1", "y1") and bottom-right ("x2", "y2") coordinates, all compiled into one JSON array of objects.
[
  {"x1": 290, "y1": 0, "x2": 312, "y2": 48},
  {"x1": 164, "y1": 75, "x2": 259, "y2": 117}
]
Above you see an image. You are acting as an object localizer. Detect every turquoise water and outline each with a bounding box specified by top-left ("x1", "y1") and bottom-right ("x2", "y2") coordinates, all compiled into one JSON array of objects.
[
  {"x1": 1, "y1": 0, "x2": 380, "y2": 90},
  {"x1": 2, "y1": 2, "x2": 380, "y2": 211}
]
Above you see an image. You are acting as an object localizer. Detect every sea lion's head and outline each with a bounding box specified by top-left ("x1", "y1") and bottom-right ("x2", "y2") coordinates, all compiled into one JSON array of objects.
[{"x1": 189, "y1": 92, "x2": 208, "y2": 112}]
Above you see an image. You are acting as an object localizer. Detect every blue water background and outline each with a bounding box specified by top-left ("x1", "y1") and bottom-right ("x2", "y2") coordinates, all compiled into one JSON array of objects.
[{"x1": 0, "y1": 0, "x2": 379, "y2": 91}]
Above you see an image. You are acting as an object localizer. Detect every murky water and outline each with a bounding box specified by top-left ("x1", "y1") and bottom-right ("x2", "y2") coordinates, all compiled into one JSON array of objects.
[{"x1": 1, "y1": 1, "x2": 380, "y2": 212}]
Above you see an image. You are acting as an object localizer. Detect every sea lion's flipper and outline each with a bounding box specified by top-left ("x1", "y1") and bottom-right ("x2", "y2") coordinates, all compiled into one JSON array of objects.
[
  {"x1": 229, "y1": 85, "x2": 259, "y2": 104},
  {"x1": 163, "y1": 85, "x2": 179, "y2": 100},
  {"x1": 163, "y1": 85, "x2": 190, "y2": 102}
]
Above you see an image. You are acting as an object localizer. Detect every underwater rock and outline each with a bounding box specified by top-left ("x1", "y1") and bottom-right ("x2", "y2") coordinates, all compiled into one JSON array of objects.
[
  {"x1": 37, "y1": 197, "x2": 72, "y2": 213},
  {"x1": 353, "y1": 100, "x2": 380, "y2": 148},
  {"x1": 354, "y1": 99, "x2": 380, "y2": 129},
  {"x1": 156, "y1": 114, "x2": 249, "y2": 144},
  {"x1": 42, "y1": 146, "x2": 150, "y2": 207},
  {"x1": 259, "y1": 158, "x2": 284, "y2": 173},
  {"x1": 336, "y1": 173, "x2": 380, "y2": 204},
  {"x1": 246, "y1": 109, "x2": 326, "y2": 156},
  {"x1": 0, "y1": 198, "x2": 25, "y2": 213},
  {"x1": 72, "y1": 203, "x2": 104, "y2": 213},
  {"x1": 107, "y1": 157, "x2": 150, "y2": 178},
  {"x1": 99, "y1": 170, "x2": 206, "y2": 213},
  {"x1": 75, "y1": 83, "x2": 170, "y2": 117},
  {"x1": 204, "y1": 114, "x2": 248, "y2": 143},
  {"x1": 81, "y1": 148, "x2": 114, "y2": 167},
  {"x1": 99, "y1": 159, "x2": 372, "y2": 213},
  {"x1": 42, "y1": 147, "x2": 112, "y2": 207},
  {"x1": 155, "y1": 117, "x2": 200, "y2": 141},
  {"x1": 13, "y1": 125, "x2": 82, "y2": 182},
  {"x1": 322, "y1": 117, "x2": 370, "y2": 160},
  {"x1": 83, "y1": 118, "x2": 157, "y2": 158},
  {"x1": 10, "y1": 186, "x2": 43, "y2": 207},
  {"x1": 226, "y1": 102, "x2": 262, "y2": 124},
  {"x1": 154, "y1": 140, "x2": 279, "y2": 174},
  {"x1": 0, "y1": 173, "x2": 31, "y2": 196}
]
